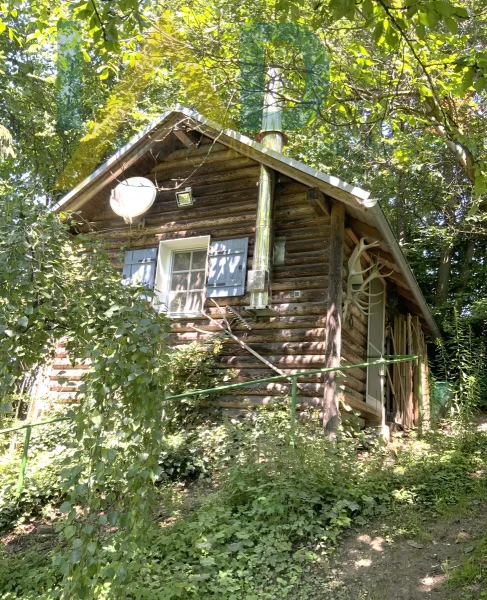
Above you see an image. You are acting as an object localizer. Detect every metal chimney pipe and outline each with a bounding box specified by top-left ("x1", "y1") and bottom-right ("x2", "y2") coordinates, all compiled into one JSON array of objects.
[{"x1": 247, "y1": 68, "x2": 285, "y2": 311}]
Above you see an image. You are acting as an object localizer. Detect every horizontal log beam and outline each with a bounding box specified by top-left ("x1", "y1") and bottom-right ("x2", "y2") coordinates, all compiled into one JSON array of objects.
[
  {"x1": 151, "y1": 144, "x2": 234, "y2": 168},
  {"x1": 169, "y1": 328, "x2": 327, "y2": 344},
  {"x1": 155, "y1": 165, "x2": 259, "y2": 188},
  {"x1": 306, "y1": 187, "x2": 331, "y2": 217},
  {"x1": 152, "y1": 156, "x2": 257, "y2": 180}
]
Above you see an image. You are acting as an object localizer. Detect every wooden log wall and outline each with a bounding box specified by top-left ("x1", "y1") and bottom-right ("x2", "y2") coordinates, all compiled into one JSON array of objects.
[
  {"x1": 46, "y1": 136, "x2": 428, "y2": 427},
  {"x1": 47, "y1": 141, "x2": 336, "y2": 415},
  {"x1": 340, "y1": 233, "x2": 378, "y2": 420}
]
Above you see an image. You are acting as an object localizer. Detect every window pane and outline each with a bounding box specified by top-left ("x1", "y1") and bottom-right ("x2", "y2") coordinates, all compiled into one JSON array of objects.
[
  {"x1": 186, "y1": 292, "x2": 204, "y2": 313},
  {"x1": 173, "y1": 252, "x2": 191, "y2": 271},
  {"x1": 167, "y1": 248, "x2": 207, "y2": 315},
  {"x1": 169, "y1": 292, "x2": 187, "y2": 313},
  {"x1": 170, "y1": 272, "x2": 188, "y2": 292},
  {"x1": 191, "y1": 250, "x2": 207, "y2": 270},
  {"x1": 189, "y1": 270, "x2": 205, "y2": 290}
]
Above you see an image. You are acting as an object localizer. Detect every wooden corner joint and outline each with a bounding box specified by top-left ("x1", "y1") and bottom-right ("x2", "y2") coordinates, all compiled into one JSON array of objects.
[{"x1": 306, "y1": 187, "x2": 331, "y2": 218}]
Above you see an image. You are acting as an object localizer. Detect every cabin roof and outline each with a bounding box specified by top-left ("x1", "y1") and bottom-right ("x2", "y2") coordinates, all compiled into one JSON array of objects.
[{"x1": 53, "y1": 106, "x2": 440, "y2": 339}]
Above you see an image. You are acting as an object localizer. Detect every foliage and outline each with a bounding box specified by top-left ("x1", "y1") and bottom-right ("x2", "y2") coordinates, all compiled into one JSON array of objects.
[
  {"x1": 158, "y1": 433, "x2": 213, "y2": 483},
  {"x1": 2, "y1": 0, "x2": 487, "y2": 597},
  {"x1": 130, "y1": 418, "x2": 487, "y2": 600},
  {"x1": 0, "y1": 545, "x2": 62, "y2": 600},
  {"x1": 1, "y1": 410, "x2": 487, "y2": 599},
  {"x1": 0, "y1": 125, "x2": 13, "y2": 160},
  {"x1": 1, "y1": 0, "x2": 487, "y2": 323},
  {"x1": 435, "y1": 309, "x2": 486, "y2": 419},
  {"x1": 0, "y1": 414, "x2": 76, "y2": 532},
  {"x1": 448, "y1": 528, "x2": 487, "y2": 597},
  {"x1": 0, "y1": 197, "x2": 171, "y2": 598},
  {"x1": 163, "y1": 339, "x2": 229, "y2": 432}
]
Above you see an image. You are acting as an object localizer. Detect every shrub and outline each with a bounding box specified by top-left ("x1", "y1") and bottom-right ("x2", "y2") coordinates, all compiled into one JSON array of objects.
[
  {"x1": 0, "y1": 412, "x2": 76, "y2": 531},
  {"x1": 158, "y1": 434, "x2": 211, "y2": 482},
  {"x1": 163, "y1": 339, "x2": 233, "y2": 432},
  {"x1": 436, "y1": 310, "x2": 485, "y2": 422},
  {"x1": 1, "y1": 408, "x2": 486, "y2": 600}
]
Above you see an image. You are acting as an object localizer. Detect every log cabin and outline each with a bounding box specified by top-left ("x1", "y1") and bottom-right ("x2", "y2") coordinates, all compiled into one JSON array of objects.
[{"x1": 48, "y1": 106, "x2": 439, "y2": 431}]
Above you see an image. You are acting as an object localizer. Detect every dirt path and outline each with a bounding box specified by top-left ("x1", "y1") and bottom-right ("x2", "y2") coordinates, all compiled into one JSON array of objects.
[
  {"x1": 312, "y1": 419, "x2": 487, "y2": 600},
  {"x1": 318, "y1": 504, "x2": 486, "y2": 600}
]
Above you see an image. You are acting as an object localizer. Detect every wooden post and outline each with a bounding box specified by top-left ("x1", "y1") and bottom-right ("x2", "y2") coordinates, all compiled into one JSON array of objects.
[{"x1": 323, "y1": 201, "x2": 345, "y2": 439}]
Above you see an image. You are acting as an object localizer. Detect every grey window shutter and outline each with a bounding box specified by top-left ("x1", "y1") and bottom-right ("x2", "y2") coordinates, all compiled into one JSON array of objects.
[
  {"x1": 122, "y1": 248, "x2": 157, "y2": 288},
  {"x1": 206, "y1": 238, "x2": 249, "y2": 297}
]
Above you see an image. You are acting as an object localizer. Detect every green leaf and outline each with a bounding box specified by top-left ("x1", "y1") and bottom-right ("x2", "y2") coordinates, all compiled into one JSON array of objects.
[
  {"x1": 373, "y1": 21, "x2": 384, "y2": 43},
  {"x1": 434, "y1": 1, "x2": 456, "y2": 17},
  {"x1": 64, "y1": 525, "x2": 77, "y2": 539},
  {"x1": 455, "y1": 6, "x2": 469, "y2": 18},
  {"x1": 17, "y1": 316, "x2": 28, "y2": 328},
  {"x1": 444, "y1": 16, "x2": 458, "y2": 34},
  {"x1": 69, "y1": 550, "x2": 82, "y2": 564},
  {"x1": 362, "y1": 0, "x2": 374, "y2": 20},
  {"x1": 415, "y1": 21, "x2": 426, "y2": 39},
  {"x1": 474, "y1": 76, "x2": 486, "y2": 92},
  {"x1": 462, "y1": 68, "x2": 475, "y2": 92}
]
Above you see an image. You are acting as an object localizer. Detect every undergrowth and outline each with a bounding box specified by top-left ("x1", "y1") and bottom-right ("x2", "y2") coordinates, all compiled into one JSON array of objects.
[
  {"x1": 449, "y1": 529, "x2": 487, "y2": 599},
  {"x1": 1, "y1": 408, "x2": 487, "y2": 599},
  {"x1": 0, "y1": 412, "x2": 76, "y2": 532}
]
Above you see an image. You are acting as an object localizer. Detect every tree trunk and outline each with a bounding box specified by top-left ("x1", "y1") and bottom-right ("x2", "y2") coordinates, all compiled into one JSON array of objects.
[
  {"x1": 435, "y1": 241, "x2": 454, "y2": 306},
  {"x1": 395, "y1": 170, "x2": 407, "y2": 246},
  {"x1": 435, "y1": 163, "x2": 459, "y2": 307},
  {"x1": 457, "y1": 239, "x2": 475, "y2": 298},
  {"x1": 323, "y1": 201, "x2": 345, "y2": 440}
]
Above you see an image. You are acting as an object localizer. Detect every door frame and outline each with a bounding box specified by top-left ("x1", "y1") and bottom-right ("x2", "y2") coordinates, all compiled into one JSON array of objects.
[{"x1": 366, "y1": 278, "x2": 386, "y2": 411}]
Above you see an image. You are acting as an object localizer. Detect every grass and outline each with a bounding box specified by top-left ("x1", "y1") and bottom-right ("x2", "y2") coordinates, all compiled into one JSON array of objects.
[
  {"x1": 448, "y1": 527, "x2": 487, "y2": 598},
  {"x1": 1, "y1": 411, "x2": 487, "y2": 599}
]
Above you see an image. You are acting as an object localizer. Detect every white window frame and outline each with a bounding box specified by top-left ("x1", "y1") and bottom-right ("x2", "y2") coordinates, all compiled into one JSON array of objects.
[
  {"x1": 366, "y1": 278, "x2": 386, "y2": 411},
  {"x1": 154, "y1": 236, "x2": 210, "y2": 317}
]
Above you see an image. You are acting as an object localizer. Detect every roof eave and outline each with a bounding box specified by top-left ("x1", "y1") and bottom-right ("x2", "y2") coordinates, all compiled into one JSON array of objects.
[
  {"x1": 371, "y1": 205, "x2": 440, "y2": 340},
  {"x1": 51, "y1": 110, "x2": 175, "y2": 213}
]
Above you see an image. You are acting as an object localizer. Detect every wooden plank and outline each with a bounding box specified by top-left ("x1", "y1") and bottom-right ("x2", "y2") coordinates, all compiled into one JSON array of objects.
[
  {"x1": 348, "y1": 217, "x2": 385, "y2": 248},
  {"x1": 217, "y1": 355, "x2": 328, "y2": 369},
  {"x1": 173, "y1": 129, "x2": 196, "y2": 148},
  {"x1": 150, "y1": 187, "x2": 259, "y2": 210},
  {"x1": 90, "y1": 213, "x2": 257, "y2": 239},
  {"x1": 151, "y1": 144, "x2": 233, "y2": 168},
  {"x1": 341, "y1": 392, "x2": 381, "y2": 421},
  {"x1": 169, "y1": 328, "x2": 328, "y2": 344},
  {"x1": 152, "y1": 156, "x2": 256, "y2": 180},
  {"x1": 154, "y1": 165, "x2": 259, "y2": 188},
  {"x1": 406, "y1": 314, "x2": 414, "y2": 428},
  {"x1": 170, "y1": 317, "x2": 328, "y2": 333},
  {"x1": 92, "y1": 201, "x2": 259, "y2": 228},
  {"x1": 217, "y1": 342, "x2": 328, "y2": 355}
]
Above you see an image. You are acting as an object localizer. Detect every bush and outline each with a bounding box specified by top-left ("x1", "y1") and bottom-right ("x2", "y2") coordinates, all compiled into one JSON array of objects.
[
  {"x1": 1, "y1": 408, "x2": 486, "y2": 600},
  {"x1": 0, "y1": 412, "x2": 76, "y2": 531},
  {"x1": 117, "y1": 409, "x2": 392, "y2": 599},
  {"x1": 0, "y1": 546, "x2": 61, "y2": 600},
  {"x1": 163, "y1": 339, "x2": 228, "y2": 432},
  {"x1": 158, "y1": 434, "x2": 211, "y2": 482}
]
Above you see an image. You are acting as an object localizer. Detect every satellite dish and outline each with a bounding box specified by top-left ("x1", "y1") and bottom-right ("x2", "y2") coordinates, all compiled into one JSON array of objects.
[{"x1": 110, "y1": 177, "x2": 157, "y2": 224}]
